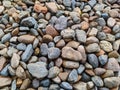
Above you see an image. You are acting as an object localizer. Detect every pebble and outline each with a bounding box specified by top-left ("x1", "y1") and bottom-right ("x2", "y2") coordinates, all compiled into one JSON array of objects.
[
  {"x1": 105, "y1": 33, "x2": 115, "y2": 42},
  {"x1": 92, "y1": 76, "x2": 104, "y2": 87},
  {"x1": 0, "y1": 64, "x2": 9, "y2": 76},
  {"x1": 16, "y1": 66, "x2": 26, "y2": 79},
  {"x1": 107, "y1": 17, "x2": 116, "y2": 27},
  {"x1": 48, "y1": 66, "x2": 60, "y2": 78},
  {"x1": 86, "y1": 36, "x2": 99, "y2": 45},
  {"x1": 18, "y1": 35, "x2": 35, "y2": 44},
  {"x1": 49, "y1": 84, "x2": 60, "y2": 90},
  {"x1": 109, "y1": 10, "x2": 119, "y2": 18},
  {"x1": 108, "y1": 51, "x2": 119, "y2": 58},
  {"x1": 88, "y1": 54, "x2": 99, "y2": 68},
  {"x1": 21, "y1": 44, "x2": 33, "y2": 62},
  {"x1": 60, "y1": 82, "x2": 73, "y2": 90},
  {"x1": 56, "y1": 39, "x2": 65, "y2": 48},
  {"x1": 102, "y1": 70, "x2": 114, "y2": 78},
  {"x1": 80, "y1": 21, "x2": 89, "y2": 30},
  {"x1": 46, "y1": 2, "x2": 58, "y2": 13},
  {"x1": 32, "y1": 79, "x2": 39, "y2": 88},
  {"x1": 27, "y1": 62, "x2": 48, "y2": 78},
  {"x1": 104, "y1": 58, "x2": 120, "y2": 72},
  {"x1": 40, "y1": 43, "x2": 48, "y2": 56},
  {"x1": 104, "y1": 77, "x2": 120, "y2": 88},
  {"x1": 94, "y1": 68, "x2": 106, "y2": 75},
  {"x1": 86, "y1": 43, "x2": 100, "y2": 53},
  {"x1": 88, "y1": 28, "x2": 98, "y2": 36},
  {"x1": 73, "y1": 82, "x2": 87, "y2": 90},
  {"x1": 43, "y1": 34, "x2": 53, "y2": 43},
  {"x1": 100, "y1": 40, "x2": 113, "y2": 52},
  {"x1": 63, "y1": 60, "x2": 79, "y2": 69},
  {"x1": 48, "y1": 47, "x2": 60, "y2": 59},
  {"x1": 16, "y1": 43, "x2": 26, "y2": 51},
  {"x1": 3, "y1": 1, "x2": 11, "y2": 8},
  {"x1": 77, "y1": 64, "x2": 85, "y2": 74},
  {"x1": 98, "y1": 55, "x2": 108, "y2": 66},
  {"x1": 76, "y1": 30, "x2": 86, "y2": 43},
  {"x1": 21, "y1": 17, "x2": 37, "y2": 28},
  {"x1": 19, "y1": 26, "x2": 29, "y2": 31},
  {"x1": 61, "y1": 29, "x2": 75, "y2": 39},
  {"x1": 59, "y1": 72, "x2": 69, "y2": 81},
  {"x1": 0, "y1": 56, "x2": 6, "y2": 71},
  {"x1": 46, "y1": 25, "x2": 59, "y2": 37},
  {"x1": 0, "y1": 76, "x2": 12, "y2": 88},
  {"x1": 68, "y1": 69, "x2": 78, "y2": 83},
  {"x1": 11, "y1": 53, "x2": 20, "y2": 69},
  {"x1": 1, "y1": 33, "x2": 11, "y2": 43},
  {"x1": 97, "y1": 32, "x2": 106, "y2": 40},
  {"x1": 20, "y1": 78, "x2": 31, "y2": 90},
  {"x1": 0, "y1": 6, "x2": 4, "y2": 14},
  {"x1": 62, "y1": 47, "x2": 82, "y2": 61},
  {"x1": 97, "y1": 18, "x2": 106, "y2": 26},
  {"x1": 40, "y1": 79, "x2": 50, "y2": 87},
  {"x1": 55, "y1": 16, "x2": 67, "y2": 30},
  {"x1": 66, "y1": 41, "x2": 79, "y2": 49},
  {"x1": 87, "y1": 81, "x2": 94, "y2": 89},
  {"x1": 11, "y1": 80, "x2": 16, "y2": 90},
  {"x1": 0, "y1": 29, "x2": 4, "y2": 39},
  {"x1": 7, "y1": 47, "x2": 18, "y2": 57}
]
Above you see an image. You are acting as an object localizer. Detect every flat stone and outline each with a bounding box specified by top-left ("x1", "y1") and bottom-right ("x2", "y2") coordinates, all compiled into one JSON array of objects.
[
  {"x1": 104, "y1": 58, "x2": 120, "y2": 71},
  {"x1": 11, "y1": 53, "x2": 20, "y2": 69},
  {"x1": 48, "y1": 66, "x2": 60, "y2": 78},
  {"x1": 100, "y1": 40, "x2": 113, "y2": 52},
  {"x1": 108, "y1": 51, "x2": 119, "y2": 58},
  {"x1": 11, "y1": 80, "x2": 16, "y2": 90},
  {"x1": 63, "y1": 60, "x2": 79, "y2": 69},
  {"x1": 92, "y1": 76, "x2": 104, "y2": 87},
  {"x1": 76, "y1": 30, "x2": 86, "y2": 43},
  {"x1": 17, "y1": 43, "x2": 26, "y2": 51},
  {"x1": 60, "y1": 82, "x2": 73, "y2": 90},
  {"x1": 88, "y1": 27, "x2": 98, "y2": 36},
  {"x1": 46, "y1": 2, "x2": 58, "y2": 13},
  {"x1": 32, "y1": 79, "x2": 40, "y2": 88},
  {"x1": 27, "y1": 62, "x2": 48, "y2": 78},
  {"x1": 68, "y1": 69, "x2": 78, "y2": 83},
  {"x1": 88, "y1": 54, "x2": 99, "y2": 68},
  {"x1": 1, "y1": 33, "x2": 11, "y2": 43},
  {"x1": 98, "y1": 55, "x2": 108, "y2": 66},
  {"x1": 3, "y1": 1, "x2": 11, "y2": 8},
  {"x1": 56, "y1": 39, "x2": 65, "y2": 48},
  {"x1": 73, "y1": 82, "x2": 87, "y2": 90},
  {"x1": 94, "y1": 68, "x2": 106, "y2": 75},
  {"x1": 62, "y1": 47, "x2": 82, "y2": 61},
  {"x1": 86, "y1": 36, "x2": 99, "y2": 45},
  {"x1": 21, "y1": 44, "x2": 33, "y2": 62},
  {"x1": 0, "y1": 56, "x2": 6, "y2": 71},
  {"x1": 46, "y1": 25, "x2": 59, "y2": 37},
  {"x1": 104, "y1": 77, "x2": 120, "y2": 88},
  {"x1": 48, "y1": 47, "x2": 60, "y2": 59},
  {"x1": 0, "y1": 29, "x2": 4, "y2": 39},
  {"x1": 0, "y1": 76, "x2": 12, "y2": 88},
  {"x1": 20, "y1": 78, "x2": 31, "y2": 90},
  {"x1": 49, "y1": 84, "x2": 60, "y2": 90},
  {"x1": 87, "y1": 81, "x2": 94, "y2": 89},
  {"x1": 7, "y1": 47, "x2": 18, "y2": 57},
  {"x1": 0, "y1": 64, "x2": 9, "y2": 76},
  {"x1": 18, "y1": 35, "x2": 35, "y2": 44},
  {"x1": 77, "y1": 64, "x2": 85, "y2": 74},
  {"x1": 86, "y1": 43, "x2": 100, "y2": 53}
]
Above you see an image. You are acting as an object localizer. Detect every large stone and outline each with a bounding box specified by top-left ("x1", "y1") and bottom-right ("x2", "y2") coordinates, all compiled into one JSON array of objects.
[
  {"x1": 62, "y1": 47, "x2": 82, "y2": 61},
  {"x1": 21, "y1": 44, "x2": 33, "y2": 62},
  {"x1": 104, "y1": 58, "x2": 120, "y2": 71},
  {"x1": 104, "y1": 77, "x2": 120, "y2": 88},
  {"x1": 0, "y1": 76, "x2": 12, "y2": 88},
  {"x1": 18, "y1": 35, "x2": 35, "y2": 44},
  {"x1": 27, "y1": 62, "x2": 48, "y2": 79}
]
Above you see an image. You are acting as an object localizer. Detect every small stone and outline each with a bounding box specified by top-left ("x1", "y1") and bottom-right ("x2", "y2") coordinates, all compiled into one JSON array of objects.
[
  {"x1": 107, "y1": 17, "x2": 116, "y2": 27},
  {"x1": 12, "y1": 28, "x2": 19, "y2": 36},
  {"x1": 88, "y1": 0, "x2": 96, "y2": 7},
  {"x1": 52, "y1": 76, "x2": 61, "y2": 84},
  {"x1": 88, "y1": 54, "x2": 99, "y2": 68},
  {"x1": 0, "y1": 29, "x2": 4, "y2": 39},
  {"x1": 32, "y1": 79, "x2": 39, "y2": 88},
  {"x1": 34, "y1": 1, "x2": 47, "y2": 13},
  {"x1": 48, "y1": 66, "x2": 60, "y2": 78},
  {"x1": 20, "y1": 78, "x2": 31, "y2": 90},
  {"x1": 17, "y1": 43, "x2": 26, "y2": 51},
  {"x1": 11, "y1": 53, "x2": 20, "y2": 69},
  {"x1": 3, "y1": 1, "x2": 11, "y2": 8},
  {"x1": 92, "y1": 76, "x2": 104, "y2": 87},
  {"x1": 54, "y1": 36, "x2": 62, "y2": 43},
  {"x1": 63, "y1": 0, "x2": 72, "y2": 7},
  {"x1": 97, "y1": 18, "x2": 106, "y2": 26},
  {"x1": 8, "y1": 66, "x2": 15, "y2": 76},
  {"x1": 55, "y1": 16, "x2": 67, "y2": 30},
  {"x1": 56, "y1": 39, "x2": 65, "y2": 48},
  {"x1": 86, "y1": 43, "x2": 100, "y2": 53},
  {"x1": 87, "y1": 81, "x2": 94, "y2": 89},
  {"x1": 62, "y1": 47, "x2": 82, "y2": 61},
  {"x1": 59, "y1": 72, "x2": 69, "y2": 81},
  {"x1": 21, "y1": 44, "x2": 33, "y2": 62},
  {"x1": 109, "y1": 10, "x2": 119, "y2": 18},
  {"x1": 100, "y1": 40, "x2": 113, "y2": 52},
  {"x1": 49, "y1": 84, "x2": 60, "y2": 90},
  {"x1": 104, "y1": 58, "x2": 120, "y2": 71},
  {"x1": 40, "y1": 79, "x2": 50, "y2": 87},
  {"x1": 105, "y1": 33, "x2": 115, "y2": 42},
  {"x1": 98, "y1": 55, "x2": 108, "y2": 66},
  {"x1": 0, "y1": 56, "x2": 6, "y2": 71},
  {"x1": 21, "y1": 17, "x2": 37, "y2": 28},
  {"x1": 63, "y1": 60, "x2": 79, "y2": 69},
  {"x1": 46, "y1": 25, "x2": 59, "y2": 37},
  {"x1": 0, "y1": 6, "x2": 4, "y2": 14},
  {"x1": 46, "y1": 2, "x2": 58, "y2": 13},
  {"x1": 66, "y1": 41, "x2": 80, "y2": 49},
  {"x1": 86, "y1": 36, "x2": 99, "y2": 45},
  {"x1": 97, "y1": 32, "x2": 106, "y2": 40},
  {"x1": 94, "y1": 68, "x2": 106, "y2": 75},
  {"x1": 108, "y1": 0, "x2": 117, "y2": 4},
  {"x1": 77, "y1": 64, "x2": 85, "y2": 74},
  {"x1": 43, "y1": 34, "x2": 53, "y2": 43},
  {"x1": 73, "y1": 82, "x2": 87, "y2": 90},
  {"x1": 1, "y1": 33, "x2": 11, "y2": 43},
  {"x1": 108, "y1": 51, "x2": 119, "y2": 58},
  {"x1": 7, "y1": 47, "x2": 18, "y2": 57},
  {"x1": 48, "y1": 47, "x2": 60, "y2": 59},
  {"x1": 68, "y1": 69, "x2": 78, "y2": 83},
  {"x1": 0, "y1": 76, "x2": 12, "y2": 88},
  {"x1": 16, "y1": 66, "x2": 26, "y2": 79},
  {"x1": 55, "y1": 58, "x2": 63, "y2": 67},
  {"x1": 76, "y1": 30, "x2": 86, "y2": 43},
  {"x1": 101, "y1": 70, "x2": 114, "y2": 78},
  {"x1": 104, "y1": 77, "x2": 120, "y2": 88},
  {"x1": 81, "y1": 72, "x2": 91, "y2": 82},
  {"x1": 18, "y1": 35, "x2": 35, "y2": 44},
  {"x1": 27, "y1": 62, "x2": 48, "y2": 78},
  {"x1": 88, "y1": 28, "x2": 98, "y2": 36},
  {"x1": 81, "y1": 21, "x2": 89, "y2": 30},
  {"x1": 103, "y1": 26, "x2": 111, "y2": 33},
  {"x1": 61, "y1": 29, "x2": 75, "y2": 39},
  {"x1": 40, "y1": 43, "x2": 48, "y2": 56},
  {"x1": 60, "y1": 82, "x2": 73, "y2": 90},
  {"x1": 0, "y1": 64, "x2": 9, "y2": 76},
  {"x1": 11, "y1": 80, "x2": 16, "y2": 90}
]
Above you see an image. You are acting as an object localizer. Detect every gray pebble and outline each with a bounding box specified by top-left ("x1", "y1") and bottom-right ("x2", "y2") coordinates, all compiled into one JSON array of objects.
[
  {"x1": 40, "y1": 43, "x2": 48, "y2": 56},
  {"x1": 77, "y1": 64, "x2": 85, "y2": 74},
  {"x1": 1, "y1": 33, "x2": 11, "y2": 43},
  {"x1": 32, "y1": 79, "x2": 40, "y2": 88},
  {"x1": 11, "y1": 80, "x2": 16, "y2": 90},
  {"x1": 92, "y1": 76, "x2": 103, "y2": 87},
  {"x1": 81, "y1": 73, "x2": 91, "y2": 82},
  {"x1": 16, "y1": 43, "x2": 26, "y2": 51},
  {"x1": 0, "y1": 64, "x2": 10, "y2": 76},
  {"x1": 97, "y1": 18, "x2": 106, "y2": 26},
  {"x1": 19, "y1": 27, "x2": 29, "y2": 31},
  {"x1": 112, "y1": 25, "x2": 120, "y2": 34},
  {"x1": 21, "y1": 44, "x2": 33, "y2": 62},
  {"x1": 48, "y1": 42, "x2": 55, "y2": 48},
  {"x1": 30, "y1": 28, "x2": 39, "y2": 36},
  {"x1": 88, "y1": 54, "x2": 99, "y2": 68},
  {"x1": 63, "y1": 0, "x2": 71, "y2": 7},
  {"x1": 40, "y1": 79, "x2": 50, "y2": 87},
  {"x1": 76, "y1": 30, "x2": 86, "y2": 43},
  {"x1": 49, "y1": 84, "x2": 60, "y2": 90},
  {"x1": 60, "y1": 82, "x2": 73, "y2": 90},
  {"x1": 54, "y1": 36, "x2": 62, "y2": 43},
  {"x1": 97, "y1": 32, "x2": 106, "y2": 40},
  {"x1": 0, "y1": 29, "x2": 5, "y2": 39},
  {"x1": 98, "y1": 55, "x2": 108, "y2": 66},
  {"x1": 88, "y1": 0, "x2": 97, "y2": 7}
]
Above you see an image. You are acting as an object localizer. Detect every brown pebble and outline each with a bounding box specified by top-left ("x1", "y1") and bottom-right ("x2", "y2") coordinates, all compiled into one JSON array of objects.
[
  {"x1": 103, "y1": 26, "x2": 111, "y2": 33},
  {"x1": 43, "y1": 34, "x2": 53, "y2": 43},
  {"x1": 81, "y1": 21, "x2": 89, "y2": 30},
  {"x1": 85, "y1": 69, "x2": 95, "y2": 76},
  {"x1": 59, "y1": 72, "x2": 69, "y2": 81},
  {"x1": 56, "y1": 39, "x2": 65, "y2": 48},
  {"x1": 12, "y1": 28, "x2": 19, "y2": 36}
]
